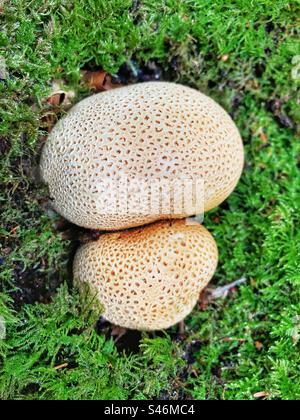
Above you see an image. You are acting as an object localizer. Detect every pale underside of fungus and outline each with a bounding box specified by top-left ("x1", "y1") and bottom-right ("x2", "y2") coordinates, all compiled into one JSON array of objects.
[
  {"x1": 73, "y1": 220, "x2": 218, "y2": 331},
  {"x1": 40, "y1": 81, "x2": 244, "y2": 231}
]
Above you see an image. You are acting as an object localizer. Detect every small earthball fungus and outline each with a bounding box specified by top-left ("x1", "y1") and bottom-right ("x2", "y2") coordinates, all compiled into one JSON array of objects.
[
  {"x1": 73, "y1": 220, "x2": 218, "y2": 331},
  {"x1": 40, "y1": 82, "x2": 244, "y2": 231}
]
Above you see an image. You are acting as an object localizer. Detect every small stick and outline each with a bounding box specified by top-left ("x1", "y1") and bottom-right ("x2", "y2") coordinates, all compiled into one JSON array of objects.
[
  {"x1": 111, "y1": 326, "x2": 127, "y2": 343},
  {"x1": 54, "y1": 363, "x2": 68, "y2": 370},
  {"x1": 209, "y1": 277, "x2": 247, "y2": 299},
  {"x1": 178, "y1": 320, "x2": 185, "y2": 334}
]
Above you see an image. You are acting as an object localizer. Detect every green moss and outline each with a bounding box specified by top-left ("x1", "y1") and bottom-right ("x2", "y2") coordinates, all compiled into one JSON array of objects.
[{"x1": 1, "y1": 0, "x2": 300, "y2": 400}]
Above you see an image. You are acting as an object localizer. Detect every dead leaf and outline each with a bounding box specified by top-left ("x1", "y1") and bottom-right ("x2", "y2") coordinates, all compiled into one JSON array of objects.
[
  {"x1": 259, "y1": 132, "x2": 268, "y2": 143},
  {"x1": 103, "y1": 74, "x2": 123, "y2": 90},
  {"x1": 82, "y1": 70, "x2": 107, "y2": 91},
  {"x1": 41, "y1": 80, "x2": 76, "y2": 133},
  {"x1": 255, "y1": 341, "x2": 263, "y2": 350},
  {"x1": 40, "y1": 111, "x2": 57, "y2": 134},
  {"x1": 82, "y1": 70, "x2": 122, "y2": 92},
  {"x1": 198, "y1": 288, "x2": 210, "y2": 311},
  {"x1": 46, "y1": 80, "x2": 76, "y2": 109},
  {"x1": 47, "y1": 92, "x2": 65, "y2": 107}
]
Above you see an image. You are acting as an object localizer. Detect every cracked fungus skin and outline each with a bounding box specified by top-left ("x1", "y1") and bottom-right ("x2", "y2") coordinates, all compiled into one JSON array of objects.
[
  {"x1": 73, "y1": 220, "x2": 218, "y2": 331},
  {"x1": 40, "y1": 82, "x2": 244, "y2": 230}
]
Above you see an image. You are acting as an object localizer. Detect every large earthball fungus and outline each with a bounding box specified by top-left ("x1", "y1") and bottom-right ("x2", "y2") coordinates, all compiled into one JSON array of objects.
[
  {"x1": 73, "y1": 220, "x2": 218, "y2": 331},
  {"x1": 40, "y1": 82, "x2": 244, "y2": 230}
]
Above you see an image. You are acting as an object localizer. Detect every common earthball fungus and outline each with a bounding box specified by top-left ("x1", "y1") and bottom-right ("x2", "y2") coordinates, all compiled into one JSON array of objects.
[
  {"x1": 73, "y1": 220, "x2": 218, "y2": 331},
  {"x1": 40, "y1": 82, "x2": 244, "y2": 230}
]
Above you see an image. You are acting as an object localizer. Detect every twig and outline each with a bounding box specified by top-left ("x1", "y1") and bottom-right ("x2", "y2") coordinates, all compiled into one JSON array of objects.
[
  {"x1": 178, "y1": 320, "x2": 185, "y2": 334},
  {"x1": 254, "y1": 391, "x2": 269, "y2": 399},
  {"x1": 111, "y1": 326, "x2": 127, "y2": 343},
  {"x1": 208, "y1": 277, "x2": 247, "y2": 299},
  {"x1": 54, "y1": 363, "x2": 68, "y2": 370}
]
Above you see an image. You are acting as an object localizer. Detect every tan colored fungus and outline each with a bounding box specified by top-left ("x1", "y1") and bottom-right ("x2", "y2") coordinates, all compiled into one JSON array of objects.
[
  {"x1": 40, "y1": 82, "x2": 244, "y2": 230},
  {"x1": 73, "y1": 220, "x2": 218, "y2": 331}
]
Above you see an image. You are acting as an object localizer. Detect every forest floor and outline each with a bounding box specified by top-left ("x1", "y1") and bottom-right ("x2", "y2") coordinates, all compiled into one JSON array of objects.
[{"x1": 0, "y1": 0, "x2": 300, "y2": 400}]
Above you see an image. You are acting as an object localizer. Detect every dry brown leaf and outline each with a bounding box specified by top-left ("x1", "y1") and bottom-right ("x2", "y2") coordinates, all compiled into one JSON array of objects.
[
  {"x1": 82, "y1": 70, "x2": 107, "y2": 91},
  {"x1": 41, "y1": 80, "x2": 76, "y2": 133},
  {"x1": 255, "y1": 341, "x2": 263, "y2": 350},
  {"x1": 198, "y1": 289, "x2": 210, "y2": 311},
  {"x1": 259, "y1": 132, "x2": 268, "y2": 143},
  {"x1": 41, "y1": 111, "x2": 57, "y2": 134},
  {"x1": 82, "y1": 70, "x2": 122, "y2": 92},
  {"x1": 46, "y1": 80, "x2": 76, "y2": 108},
  {"x1": 102, "y1": 73, "x2": 122, "y2": 91},
  {"x1": 47, "y1": 92, "x2": 65, "y2": 107}
]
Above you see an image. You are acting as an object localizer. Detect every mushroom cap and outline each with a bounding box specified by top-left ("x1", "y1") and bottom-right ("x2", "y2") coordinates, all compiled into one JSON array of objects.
[
  {"x1": 73, "y1": 220, "x2": 218, "y2": 331},
  {"x1": 41, "y1": 82, "x2": 244, "y2": 230}
]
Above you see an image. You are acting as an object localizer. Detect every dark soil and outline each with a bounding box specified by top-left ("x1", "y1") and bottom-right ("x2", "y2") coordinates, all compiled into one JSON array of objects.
[
  {"x1": 113, "y1": 59, "x2": 162, "y2": 84},
  {"x1": 0, "y1": 136, "x2": 10, "y2": 154},
  {"x1": 10, "y1": 260, "x2": 63, "y2": 310}
]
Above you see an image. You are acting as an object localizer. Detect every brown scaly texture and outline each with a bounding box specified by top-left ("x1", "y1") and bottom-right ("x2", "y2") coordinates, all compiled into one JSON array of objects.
[
  {"x1": 40, "y1": 82, "x2": 244, "y2": 230},
  {"x1": 73, "y1": 220, "x2": 218, "y2": 331}
]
